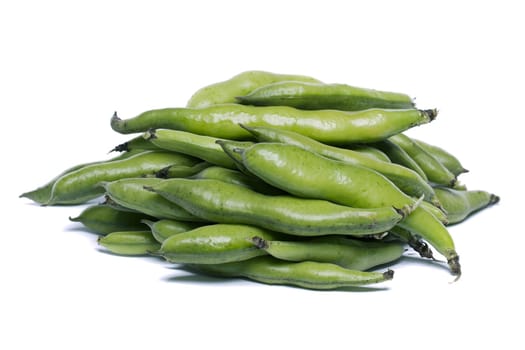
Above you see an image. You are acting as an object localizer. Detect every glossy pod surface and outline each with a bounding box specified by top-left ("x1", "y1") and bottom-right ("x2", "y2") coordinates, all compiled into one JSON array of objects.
[
  {"x1": 111, "y1": 104, "x2": 435, "y2": 144},
  {"x1": 434, "y1": 187, "x2": 499, "y2": 224},
  {"x1": 102, "y1": 178, "x2": 202, "y2": 221},
  {"x1": 69, "y1": 204, "x2": 154, "y2": 234},
  {"x1": 46, "y1": 151, "x2": 199, "y2": 205},
  {"x1": 241, "y1": 124, "x2": 438, "y2": 205},
  {"x1": 144, "y1": 129, "x2": 237, "y2": 169},
  {"x1": 389, "y1": 134, "x2": 457, "y2": 186},
  {"x1": 194, "y1": 256, "x2": 393, "y2": 290},
  {"x1": 186, "y1": 70, "x2": 321, "y2": 108},
  {"x1": 252, "y1": 235, "x2": 405, "y2": 271},
  {"x1": 98, "y1": 231, "x2": 160, "y2": 255},
  {"x1": 237, "y1": 81, "x2": 414, "y2": 111},
  {"x1": 413, "y1": 139, "x2": 468, "y2": 176},
  {"x1": 241, "y1": 143, "x2": 460, "y2": 275},
  {"x1": 20, "y1": 149, "x2": 146, "y2": 205},
  {"x1": 372, "y1": 140, "x2": 428, "y2": 180},
  {"x1": 147, "y1": 178, "x2": 407, "y2": 236},
  {"x1": 159, "y1": 224, "x2": 287, "y2": 264}
]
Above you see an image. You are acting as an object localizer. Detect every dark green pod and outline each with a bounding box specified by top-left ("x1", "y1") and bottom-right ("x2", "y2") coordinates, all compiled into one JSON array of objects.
[
  {"x1": 252, "y1": 235, "x2": 405, "y2": 271},
  {"x1": 98, "y1": 231, "x2": 160, "y2": 255},
  {"x1": 237, "y1": 81, "x2": 415, "y2": 111},
  {"x1": 69, "y1": 204, "x2": 155, "y2": 234},
  {"x1": 434, "y1": 187, "x2": 499, "y2": 224},
  {"x1": 372, "y1": 140, "x2": 428, "y2": 181},
  {"x1": 389, "y1": 134, "x2": 457, "y2": 187},
  {"x1": 413, "y1": 139, "x2": 468, "y2": 177},
  {"x1": 193, "y1": 256, "x2": 394, "y2": 290}
]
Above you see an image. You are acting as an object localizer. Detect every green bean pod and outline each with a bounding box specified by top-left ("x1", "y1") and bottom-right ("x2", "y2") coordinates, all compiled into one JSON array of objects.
[
  {"x1": 146, "y1": 178, "x2": 413, "y2": 237},
  {"x1": 141, "y1": 219, "x2": 203, "y2": 243},
  {"x1": 143, "y1": 129, "x2": 238, "y2": 169},
  {"x1": 193, "y1": 256, "x2": 394, "y2": 290},
  {"x1": 69, "y1": 203, "x2": 155, "y2": 234},
  {"x1": 111, "y1": 104, "x2": 436, "y2": 144},
  {"x1": 20, "y1": 149, "x2": 145, "y2": 205},
  {"x1": 98, "y1": 231, "x2": 160, "y2": 255},
  {"x1": 372, "y1": 140, "x2": 428, "y2": 180},
  {"x1": 389, "y1": 134, "x2": 457, "y2": 186},
  {"x1": 240, "y1": 124, "x2": 439, "y2": 206},
  {"x1": 159, "y1": 224, "x2": 287, "y2": 264},
  {"x1": 251, "y1": 235, "x2": 404, "y2": 271},
  {"x1": 389, "y1": 226, "x2": 434, "y2": 259},
  {"x1": 102, "y1": 178, "x2": 202, "y2": 221},
  {"x1": 190, "y1": 165, "x2": 283, "y2": 195},
  {"x1": 186, "y1": 70, "x2": 321, "y2": 108},
  {"x1": 237, "y1": 81, "x2": 415, "y2": 111},
  {"x1": 46, "y1": 151, "x2": 199, "y2": 205},
  {"x1": 434, "y1": 187, "x2": 500, "y2": 224},
  {"x1": 413, "y1": 139, "x2": 468, "y2": 176},
  {"x1": 241, "y1": 143, "x2": 460, "y2": 276},
  {"x1": 346, "y1": 145, "x2": 391, "y2": 163}
]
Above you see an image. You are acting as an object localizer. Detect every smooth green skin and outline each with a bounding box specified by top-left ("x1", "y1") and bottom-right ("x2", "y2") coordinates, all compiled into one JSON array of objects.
[
  {"x1": 413, "y1": 139, "x2": 468, "y2": 177},
  {"x1": 419, "y1": 200, "x2": 448, "y2": 224},
  {"x1": 98, "y1": 231, "x2": 160, "y2": 255},
  {"x1": 241, "y1": 125, "x2": 438, "y2": 206},
  {"x1": 69, "y1": 204, "x2": 154, "y2": 234},
  {"x1": 237, "y1": 81, "x2": 415, "y2": 111},
  {"x1": 111, "y1": 104, "x2": 434, "y2": 144},
  {"x1": 46, "y1": 151, "x2": 199, "y2": 205},
  {"x1": 190, "y1": 165, "x2": 283, "y2": 196},
  {"x1": 253, "y1": 235, "x2": 404, "y2": 271},
  {"x1": 372, "y1": 140, "x2": 428, "y2": 180},
  {"x1": 389, "y1": 134, "x2": 456, "y2": 186},
  {"x1": 193, "y1": 256, "x2": 393, "y2": 290},
  {"x1": 102, "y1": 178, "x2": 202, "y2": 221},
  {"x1": 434, "y1": 187, "x2": 500, "y2": 225},
  {"x1": 148, "y1": 178, "x2": 406, "y2": 237},
  {"x1": 346, "y1": 145, "x2": 391, "y2": 163},
  {"x1": 154, "y1": 162, "x2": 211, "y2": 179},
  {"x1": 186, "y1": 70, "x2": 321, "y2": 108},
  {"x1": 142, "y1": 219, "x2": 203, "y2": 243},
  {"x1": 241, "y1": 143, "x2": 460, "y2": 275},
  {"x1": 144, "y1": 129, "x2": 237, "y2": 169},
  {"x1": 20, "y1": 149, "x2": 146, "y2": 205},
  {"x1": 159, "y1": 224, "x2": 286, "y2": 264}
]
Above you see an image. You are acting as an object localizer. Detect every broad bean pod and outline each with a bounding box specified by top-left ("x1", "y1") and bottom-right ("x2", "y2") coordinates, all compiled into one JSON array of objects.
[
  {"x1": 193, "y1": 256, "x2": 393, "y2": 290},
  {"x1": 111, "y1": 104, "x2": 436, "y2": 144},
  {"x1": 240, "y1": 143, "x2": 460, "y2": 276},
  {"x1": 237, "y1": 81, "x2": 414, "y2": 111}
]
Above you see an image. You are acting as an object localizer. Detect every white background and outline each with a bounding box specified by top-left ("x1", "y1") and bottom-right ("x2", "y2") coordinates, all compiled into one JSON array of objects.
[{"x1": 2, "y1": 1, "x2": 523, "y2": 349}]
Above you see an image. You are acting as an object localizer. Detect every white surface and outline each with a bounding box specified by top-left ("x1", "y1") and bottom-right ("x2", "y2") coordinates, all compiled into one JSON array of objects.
[{"x1": 2, "y1": 1, "x2": 523, "y2": 349}]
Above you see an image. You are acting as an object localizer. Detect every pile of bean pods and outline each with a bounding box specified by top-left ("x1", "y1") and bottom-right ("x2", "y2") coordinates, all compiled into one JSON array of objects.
[{"x1": 21, "y1": 71, "x2": 499, "y2": 290}]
